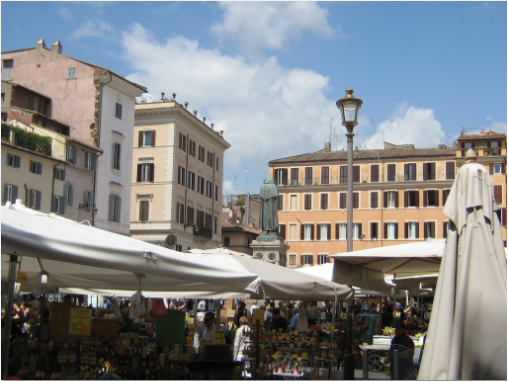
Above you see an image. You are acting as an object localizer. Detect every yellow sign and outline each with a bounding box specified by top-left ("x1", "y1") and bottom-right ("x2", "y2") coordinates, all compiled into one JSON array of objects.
[
  {"x1": 252, "y1": 309, "x2": 265, "y2": 326},
  {"x1": 69, "y1": 308, "x2": 92, "y2": 336},
  {"x1": 214, "y1": 330, "x2": 225, "y2": 344},
  {"x1": 17, "y1": 272, "x2": 27, "y2": 281},
  {"x1": 325, "y1": 325, "x2": 335, "y2": 333}
]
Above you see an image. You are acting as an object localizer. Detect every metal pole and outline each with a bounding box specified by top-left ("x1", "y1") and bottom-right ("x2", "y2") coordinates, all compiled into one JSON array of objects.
[
  {"x1": 2, "y1": 255, "x2": 19, "y2": 379},
  {"x1": 393, "y1": 349, "x2": 400, "y2": 380},
  {"x1": 363, "y1": 349, "x2": 369, "y2": 380},
  {"x1": 343, "y1": 127, "x2": 355, "y2": 380}
]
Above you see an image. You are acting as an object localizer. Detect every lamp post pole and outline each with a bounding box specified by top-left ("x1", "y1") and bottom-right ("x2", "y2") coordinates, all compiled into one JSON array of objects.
[{"x1": 336, "y1": 89, "x2": 363, "y2": 380}]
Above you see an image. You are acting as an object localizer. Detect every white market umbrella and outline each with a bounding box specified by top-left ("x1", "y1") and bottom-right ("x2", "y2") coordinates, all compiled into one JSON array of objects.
[
  {"x1": 187, "y1": 248, "x2": 353, "y2": 301},
  {"x1": 418, "y1": 162, "x2": 507, "y2": 380}
]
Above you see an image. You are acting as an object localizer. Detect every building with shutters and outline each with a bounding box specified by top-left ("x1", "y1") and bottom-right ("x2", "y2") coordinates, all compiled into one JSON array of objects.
[
  {"x1": 269, "y1": 138, "x2": 506, "y2": 268},
  {"x1": 2, "y1": 39, "x2": 146, "y2": 234},
  {"x1": 130, "y1": 96, "x2": 230, "y2": 252}
]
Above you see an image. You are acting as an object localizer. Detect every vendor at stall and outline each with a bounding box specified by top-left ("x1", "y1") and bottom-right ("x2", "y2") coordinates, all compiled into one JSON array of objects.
[
  {"x1": 118, "y1": 315, "x2": 140, "y2": 334},
  {"x1": 270, "y1": 308, "x2": 288, "y2": 332},
  {"x1": 201, "y1": 311, "x2": 232, "y2": 345},
  {"x1": 385, "y1": 321, "x2": 414, "y2": 380}
]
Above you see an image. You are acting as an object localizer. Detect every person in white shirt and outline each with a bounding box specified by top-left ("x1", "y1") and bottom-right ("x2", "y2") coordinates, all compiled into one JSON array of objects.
[
  {"x1": 201, "y1": 311, "x2": 232, "y2": 345},
  {"x1": 234, "y1": 316, "x2": 251, "y2": 361}
]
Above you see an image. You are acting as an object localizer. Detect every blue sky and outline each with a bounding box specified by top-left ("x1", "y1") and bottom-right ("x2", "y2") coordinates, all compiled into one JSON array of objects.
[{"x1": 2, "y1": 1, "x2": 506, "y2": 197}]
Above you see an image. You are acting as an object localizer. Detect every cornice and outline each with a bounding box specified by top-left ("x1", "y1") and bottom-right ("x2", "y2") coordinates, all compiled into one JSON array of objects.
[{"x1": 278, "y1": 180, "x2": 455, "y2": 192}]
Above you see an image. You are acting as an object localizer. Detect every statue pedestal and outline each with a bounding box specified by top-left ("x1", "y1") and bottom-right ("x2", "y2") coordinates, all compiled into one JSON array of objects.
[{"x1": 249, "y1": 232, "x2": 290, "y2": 267}]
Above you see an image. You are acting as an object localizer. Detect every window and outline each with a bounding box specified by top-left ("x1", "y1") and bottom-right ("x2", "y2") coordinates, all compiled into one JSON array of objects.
[
  {"x1": 1, "y1": 93, "x2": 4, "y2": 102},
  {"x1": 177, "y1": 166, "x2": 186, "y2": 186},
  {"x1": 321, "y1": 166, "x2": 329, "y2": 185},
  {"x1": 198, "y1": 146, "x2": 205, "y2": 161},
  {"x1": 337, "y1": 223, "x2": 347, "y2": 240},
  {"x1": 85, "y1": 152, "x2": 95, "y2": 171},
  {"x1": 205, "y1": 213, "x2": 212, "y2": 230},
  {"x1": 371, "y1": 164, "x2": 379, "y2": 182},
  {"x1": 352, "y1": 223, "x2": 361, "y2": 240},
  {"x1": 278, "y1": 224, "x2": 286, "y2": 239},
  {"x1": 176, "y1": 202, "x2": 185, "y2": 224},
  {"x1": 353, "y1": 165, "x2": 360, "y2": 183},
  {"x1": 139, "y1": 131, "x2": 155, "y2": 147},
  {"x1": 290, "y1": 168, "x2": 299, "y2": 185},
  {"x1": 443, "y1": 189, "x2": 451, "y2": 205},
  {"x1": 112, "y1": 143, "x2": 121, "y2": 170},
  {"x1": 179, "y1": 133, "x2": 187, "y2": 151},
  {"x1": 52, "y1": 196, "x2": 65, "y2": 214},
  {"x1": 493, "y1": 163, "x2": 503, "y2": 175},
  {"x1": 302, "y1": 224, "x2": 314, "y2": 240},
  {"x1": 33, "y1": 97, "x2": 39, "y2": 112},
  {"x1": 3, "y1": 184, "x2": 18, "y2": 205},
  {"x1": 189, "y1": 139, "x2": 196, "y2": 156},
  {"x1": 290, "y1": 195, "x2": 297, "y2": 210},
  {"x1": 320, "y1": 194, "x2": 328, "y2": 210},
  {"x1": 54, "y1": 168, "x2": 65, "y2": 181},
  {"x1": 370, "y1": 222, "x2": 378, "y2": 239},
  {"x1": 83, "y1": 191, "x2": 95, "y2": 211},
  {"x1": 29, "y1": 160, "x2": 43, "y2": 174},
  {"x1": 339, "y1": 193, "x2": 347, "y2": 209},
  {"x1": 137, "y1": 163, "x2": 154, "y2": 182},
  {"x1": 197, "y1": 210, "x2": 205, "y2": 228},
  {"x1": 216, "y1": 157, "x2": 220, "y2": 171},
  {"x1": 340, "y1": 166, "x2": 347, "y2": 184},
  {"x1": 24, "y1": 98, "x2": 28, "y2": 107},
  {"x1": 301, "y1": 255, "x2": 313, "y2": 265},
  {"x1": 68, "y1": 67, "x2": 77, "y2": 79},
  {"x1": 371, "y1": 192, "x2": 378, "y2": 208},
  {"x1": 423, "y1": 190, "x2": 439, "y2": 207},
  {"x1": 66, "y1": 145, "x2": 77, "y2": 164},
  {"x1": 108, "y1": 194, "x2": 121, "y2": 222},
  {"x1": 207, "y1": 152, "x2": 213, "y2": 167},
  {"x1": 424, "y1": 222, "x2": 436, "y2": 239},
  {"x1": 404, "y1": 163, "x2": 417, "y2": 181},
  {"x1": 224, "y1": 237, "x2": 230, "y2": 246},
  {"x1": 445, "y1": 162, "x2": 455, "y2": 179},
  {"x1": 317, "y1": 224, "x2": 331, "y2": 240},
  {"x1": 115, "y1": 103, "x2": 122, "y2": 119},
  {"x1": 29, "y1": 189, "x2": 42, "y2": 210},
  {"x1": 304, "y1": 194, "x2": 312, "y2": 210},
  {"x1": 187, "y1": 206, "x2": 194, "y2": 225},
  {"x1": 214, "y1": 216, "x2": 218, "y2": 234},
  {"x1": 387, "y1": 164, "x2": 396, "y2": 182},
  {"x1": 494, "y1": 185, "x2": 503, "y2": 205},
  {"x1": 405, "y1": 222, "x2": 419, "y2": 239},
  {"x1": 353, "y1": 192, "x2": 359, "y2": 209},
  {"x1": 384, "y1": 222, "x2": 398, "y2": 239},
  {"x1": 443, "y1": 221, "x2": 449, "y2": 239},
  {"x1": 176, "y1": 244, "x2": 183, "y2": 252},
  {"x1": 289, "y1": 255, "x2": 297, "y2": 266},
  {"x1": 289, "y1": 224, "x2": 297, "y2": 240},
  {"x1": 215, "y1": 185, "x2": 219, "y2": 201},
  {"x1": 495, "y1": 208, "x2": 506, "y2": 226},
  {"x1": 317, "y1": 255, "x2": 328, "y2": 265},
  {"x1": 3, "y1": 60, "x2": 13, "y2": 80},
  {"x1": 275, "y1": 169, "x2": 288, "y2": 186},
  {"x1": 7, "y1": 154, "x2": 21, "y2": 168},
  {"x1": 206, "y1": 181, "x2": 212, "y2": 198},
  {"x1": 464, "y1": 142, "x2": 473, "y2": 150},
  {"x1": 404, "y1": 191, "x2": 419, "y2": 208},
  {"x1": 384, "y1": 191, "x2": 398, "y2": 208},
  {"x1": 188, "y1": 171, "x2": 195, "y2": 191},
  {"x1": 64, "y1": 185, "x2": 73, "y2": 206},
  {"x1": 305, "y1": 167, "x2": 313, "y2": 185},
  {"x1": 423, "y1": 162, "x2": 436, "y2": 181},
  {"x1": 197, "y1": 176, "x2": 205, "y2": 194},
  {"x1": 278, "y1": 195, "x2": 284, "y2": 211}
]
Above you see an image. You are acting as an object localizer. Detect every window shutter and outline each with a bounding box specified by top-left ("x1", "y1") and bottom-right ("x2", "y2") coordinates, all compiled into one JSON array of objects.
[
  {"x1": 316, "y1": 224, "x2": 321, "y2": 241},
  {"x1": 415, "y1": 222, "x2": 419, "y2": 239},
  {"x1": 353, "y1": 166, "x2": 360, "y2": 183},
  {"x1": 335, "y1": 223, "x2": 340, "y2": 239},
  {"x1": 443, "y1": 190, "x2": 447, "y2": 205},
  {"x1": 383, "y1": 192, "x2": 388, "y2": 208},
  {"x1": 4, "y1": 185, "x2": 9, "y2": 204},
  {"x1": 149, "y1": 163, "x2": 155, "y2": 182},
  {"x1": 394, "y1": 192, "x2": 399, "y2": 208},
  {"x1": 404, "y1": 223, "x2": 408, "y2": 239},
  {"x1": 137, "y1": 164, "x2": 142, "y2": 182},
  {"x1": 387, "y1": 164, "x2": 394, "y2": 181},
  {"x1": 435, "y1": 190, "x2": 440, "y2": 207},
  {"x1": 394, "y1": 223, "x2": 398, "y2": 239},
  {"x1": 423, "y1": 191, "x2": 428, "y2": 207},
  {"x1": 300, "y1": 224, "x2": 304, "y2": 240},
  {"x1": 61, "y1": 169, "x2": 65, "y2": 181},
  {"x1": 116, "y1": 197, "x2": 121, "y2": 222},
  {"x1": 489, "y1": 163, "x2": 493, "y2": 175},
  {"x1": 371, "y1": 165, "x2": 379, "y2": 182},
  {"x1": 283, "y1": 169, "x2": 288, "y2": 185},
  {"x1": 13, "y1": 156, "x2": 20, "y2": 168},
  {"x1": 72, "y1": 147, "x2": 77, "y2": 165},
  {"x1": 384, "y1": 223, "x2": 388, "y2": 239},
  {"x1": 415, "y1": 191, "x2": 420, "y2": 208},
  {"x1": 327, "y1": 224, "x2": 331, "y2": 240},
  {"x1": 311, "y1": 224, "x2": 315, "y2": 240},
  {"x1": 280, "y1": 224, "x2": 286, "y2": 239},
  {"x1": 151, "y1": 130, "x2": 156, "y2": 146},
  {"x1": 36, "y1": 191, "x2": 41, "y2": 210},
  {"x1": 138, "y1": 131, "x2": 143, "y2": 147},
  {"x1": 52, "y1": 196, "x2": 58, "y2": 213},
  {"x1": 12, "y1": 185, "x2": 18, "y2": 203},
  {"x1": 502, "y1": 208, "x2": 507, "y2": 226},
  {"x1": 59, "y1": 196, "x2": 65, "y2": 214},
  {"x1": 446, "y1": 162, "x2": 455, "y2": 179},
  {"x1": 443, "y1": 221, "x2": 448, "y2": 239},
  {"x1": 431, "y1": 163, "x2": 436, "y2": 180},
  {"x1": 358, "y1": 223, "x2": 362, "y2": 237},
  {"x1": 423, "y1": 163, "x2": 428, "y2": 181},
  {"x1": 404, "y1": 191, "x2": 408, "y2": 208},
  {"x1": 64, "y1": 185, "x2": 69, "y2": 206},
  {"x1": 404, "y1": 164, "x2": 408, "y2": 181},
  {"x1": 108, "y1": 194, "x2": 115, "y2": 221},
  {"x1": 54, "y1": 168, "x2": 58, "y2": 179}
]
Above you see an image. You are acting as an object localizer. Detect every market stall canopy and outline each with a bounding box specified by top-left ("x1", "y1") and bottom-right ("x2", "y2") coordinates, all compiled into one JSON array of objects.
[
  {"x1": 1, "y1": 203, "x2": 260, "y2": 295},
  {"x1": 187, "y1": 248, "x2": 353, "y2": 301},
  {"x1": 294, "y1": 263, "x2": 405, "y2": 297}
]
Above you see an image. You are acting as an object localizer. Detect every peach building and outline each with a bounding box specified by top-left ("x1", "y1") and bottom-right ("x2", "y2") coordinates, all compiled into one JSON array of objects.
[
  {"x1": 130, "y1": 97, "x2": 230, "y2": 251},
  {"x1": 269, "y1": 138, "x2": 507, "y2": 268}
]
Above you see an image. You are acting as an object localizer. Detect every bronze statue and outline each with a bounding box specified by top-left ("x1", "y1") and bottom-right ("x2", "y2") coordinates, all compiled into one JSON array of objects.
[{"x1": 259, "y1": 175, "x2": 279, "y2": 232}]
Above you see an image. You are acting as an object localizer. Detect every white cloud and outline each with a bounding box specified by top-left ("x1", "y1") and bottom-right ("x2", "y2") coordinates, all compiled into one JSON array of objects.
[
  {"x1": 363, "y1": 102, "x2": 446, "y2": 149},
  {"x1": 58, "y1": 7, "x2": 74, "y2": 21},
  {"x1": 121, "y1": 23, "x2": 340, "y2": 177},
  {"x1": 222, "y1": 180, "x2": 235, "y2": 197},
  {"x1": 70, "y1": 19, "x2": 115, "y2": 40},
  {"x1": 211, "y1": 2, "x2": 334, "y2": 60}
]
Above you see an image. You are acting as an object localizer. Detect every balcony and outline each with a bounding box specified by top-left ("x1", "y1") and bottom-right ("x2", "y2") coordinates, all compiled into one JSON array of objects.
[{"x1": 193, "y1": 226, "x2": 213, "y2": 239}]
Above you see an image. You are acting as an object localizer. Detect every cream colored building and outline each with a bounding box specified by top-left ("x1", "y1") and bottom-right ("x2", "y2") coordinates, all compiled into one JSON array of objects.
[{"x1": 130, "y1": 99, "x2": 230, "y2": 251}]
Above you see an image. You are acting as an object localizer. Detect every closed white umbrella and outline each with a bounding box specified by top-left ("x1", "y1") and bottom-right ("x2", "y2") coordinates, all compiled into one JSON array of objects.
[{"x1": 418, "y1": 161, "x2": 507, "y2": 380}]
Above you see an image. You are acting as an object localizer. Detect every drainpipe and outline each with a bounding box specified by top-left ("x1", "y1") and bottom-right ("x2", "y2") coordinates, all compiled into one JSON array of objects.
[
  {"x1": 24, "y1": 184, "x2": 28, "y2": 205},
  {"x1": 51, "y1": 162, "x2": 59, "y2": 212},
  {"x1": 184, "y1": 134, "x2": 190, "y2": 232},
  {"x1": 211, "y1": 151, "x2": 216, "y2": 239}
]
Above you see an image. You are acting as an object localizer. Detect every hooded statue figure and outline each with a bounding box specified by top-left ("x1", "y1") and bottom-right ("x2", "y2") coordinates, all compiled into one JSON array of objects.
[{"x1": 259, "y1": 175, "x2": 279, "y2": 232}]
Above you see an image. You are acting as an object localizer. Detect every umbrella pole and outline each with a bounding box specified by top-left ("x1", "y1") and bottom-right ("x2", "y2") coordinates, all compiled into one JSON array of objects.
[{"x1": 2, "y1": 254, "x2": 19, "y2": 379}]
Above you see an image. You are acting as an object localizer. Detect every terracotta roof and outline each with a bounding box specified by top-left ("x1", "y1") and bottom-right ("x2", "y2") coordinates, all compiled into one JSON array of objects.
[
  {"x1": 457, "y1": 131, "x2": 506, "y2": 141},
  {"x1": 2, "y1": 141, "x2": 67, "y2": 164},
  {"x1": 221, "y1": 211, "x2": 261, "y2": 234},
  {"x1": 269, "y1": 146, "x2": 457, "y2": 165}
]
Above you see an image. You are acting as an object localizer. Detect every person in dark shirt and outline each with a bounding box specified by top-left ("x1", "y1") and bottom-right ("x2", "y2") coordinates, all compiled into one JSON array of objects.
[
  {"x1": 270, "y1": 308, "x2": 288, "y2": 332},
  {"x1": 385, "y1": 321, "x2": 414, "y2": 380},
  {"x1": 381, "y1": 306, "x2": 394, "y2": 327}
]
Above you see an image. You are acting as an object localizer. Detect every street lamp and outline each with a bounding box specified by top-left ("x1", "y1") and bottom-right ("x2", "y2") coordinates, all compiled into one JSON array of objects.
[{"x1": 336, "y1": 88, "x2": 363, "y2": 380}]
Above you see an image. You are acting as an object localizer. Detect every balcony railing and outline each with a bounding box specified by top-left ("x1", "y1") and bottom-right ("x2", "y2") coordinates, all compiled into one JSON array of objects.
[{"x1": 193, "y1": 226, "x2": 213, "y2": 239}]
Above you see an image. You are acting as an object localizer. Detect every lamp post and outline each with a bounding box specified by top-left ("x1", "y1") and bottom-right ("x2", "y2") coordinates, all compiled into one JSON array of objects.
[{"x1": 336, "y1": 88, "x2": 363, "y2": 380}]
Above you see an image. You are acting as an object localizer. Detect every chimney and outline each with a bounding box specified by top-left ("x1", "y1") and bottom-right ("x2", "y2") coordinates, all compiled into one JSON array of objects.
[
  {"x1": 51, "y1": 40, "x2": 62, "y2": 55},
  {"x1": 36, "y1": 39, "x2": 46, "y2": 52},
  {"x1": 324, "y1": 140, "x2": 331, "y2": 152},
  {"x1": 479, "y1": 129, "x2": 485, "y2": 136}
]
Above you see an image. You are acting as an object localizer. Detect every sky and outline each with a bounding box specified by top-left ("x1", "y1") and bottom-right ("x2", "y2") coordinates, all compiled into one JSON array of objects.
[{"x1": 2, "y1": 1, "x2": 506, "y2": 198}]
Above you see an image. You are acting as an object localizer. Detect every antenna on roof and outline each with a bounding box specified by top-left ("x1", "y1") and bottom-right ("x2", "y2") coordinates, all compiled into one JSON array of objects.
[
  {"x1": 329, "y1": 118, "x2": 334, "y2": 143},
  {"x1": 487, "y1": 115, "x2": 492, "y2": 127},
  {"x1": 245, "y1": 168, "x2": 250, "y2": 193},
  {"x1": 233, "y1": 175, "x2": 237, "y2": 193}
]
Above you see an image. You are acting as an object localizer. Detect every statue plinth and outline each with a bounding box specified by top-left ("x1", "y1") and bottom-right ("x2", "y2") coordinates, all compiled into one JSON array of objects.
[{"x1": 250, "y1": 232, "x2": 290, "y2": 267}]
